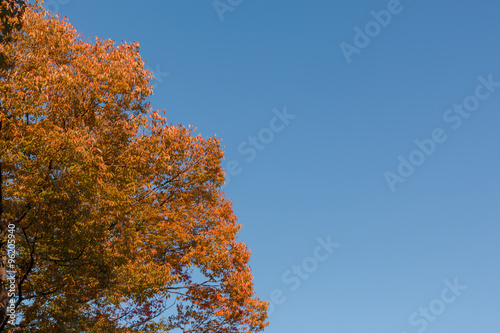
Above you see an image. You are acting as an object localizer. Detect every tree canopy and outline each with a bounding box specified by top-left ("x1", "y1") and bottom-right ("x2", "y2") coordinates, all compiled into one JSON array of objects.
[{"x1": 0, "y1": 3, "x2": 268, "y2": 332}]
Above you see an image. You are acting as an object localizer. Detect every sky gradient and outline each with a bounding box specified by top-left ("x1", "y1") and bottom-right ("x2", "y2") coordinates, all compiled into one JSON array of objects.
[{"x1": 37, "y1": 0, "x2": 500, "y2": 332}]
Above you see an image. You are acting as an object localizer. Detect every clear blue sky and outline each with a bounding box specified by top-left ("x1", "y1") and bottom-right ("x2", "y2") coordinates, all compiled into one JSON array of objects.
[{"x1": 39, "y1": 0, "x2": 500, "y2": 332}]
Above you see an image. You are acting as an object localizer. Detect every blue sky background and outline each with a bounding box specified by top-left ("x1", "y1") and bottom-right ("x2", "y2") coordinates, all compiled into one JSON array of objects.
[{"x1": 37, "y1": 0, "x2": 500, "y2": 332}]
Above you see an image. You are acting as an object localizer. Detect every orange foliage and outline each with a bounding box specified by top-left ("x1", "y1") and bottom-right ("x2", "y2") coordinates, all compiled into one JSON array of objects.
[{"x1": 0, "y1": 3, "x2": 268, "y2": 332}]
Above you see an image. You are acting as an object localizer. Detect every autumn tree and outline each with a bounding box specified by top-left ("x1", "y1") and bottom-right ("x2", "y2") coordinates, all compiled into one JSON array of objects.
[{"x1": 0, "y1": 2, "x2": 268, "y2": 332}]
